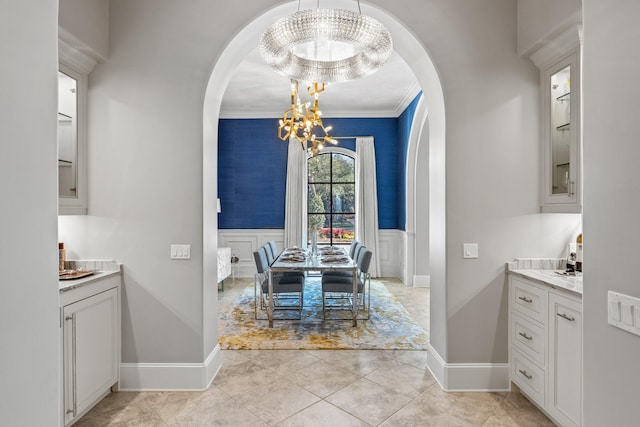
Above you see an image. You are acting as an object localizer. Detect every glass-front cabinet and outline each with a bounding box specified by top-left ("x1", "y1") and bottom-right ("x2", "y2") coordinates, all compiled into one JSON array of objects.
[
  {"x1": 58, "y1": 63, "x2": 87, "y2": 215},
  {"x1": 533, "y1": 26, "x2": 582, "y2": 213}
]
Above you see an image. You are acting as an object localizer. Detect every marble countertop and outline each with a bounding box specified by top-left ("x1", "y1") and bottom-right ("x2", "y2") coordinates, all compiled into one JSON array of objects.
[
  {"x1": 59, "y1": 270, "x2": 120, "y2": 292},
  {"x1": 507, "y1": 258, "x2": 583, "y2": 296},
  {"x1": 59, "y1": 260, "x2": 122, "y2": 292}
]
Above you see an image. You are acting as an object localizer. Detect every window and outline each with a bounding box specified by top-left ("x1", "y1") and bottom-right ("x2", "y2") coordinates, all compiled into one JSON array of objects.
[{"x1": 308, "y1": 151, "x2": 355, "y2": 246}]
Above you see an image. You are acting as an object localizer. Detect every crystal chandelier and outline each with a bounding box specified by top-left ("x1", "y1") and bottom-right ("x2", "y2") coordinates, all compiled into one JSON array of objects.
[
  {"x1": 278, "y1": 80, "x2": 336, "y2": 156},
  {"x1": 260, "y1": 1, "x2": 393, "y2": 83}
]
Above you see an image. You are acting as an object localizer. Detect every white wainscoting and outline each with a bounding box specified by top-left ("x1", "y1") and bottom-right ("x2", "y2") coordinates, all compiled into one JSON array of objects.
[{"x1": 218, "y1": 229, "x2": 405, "y2": 280}]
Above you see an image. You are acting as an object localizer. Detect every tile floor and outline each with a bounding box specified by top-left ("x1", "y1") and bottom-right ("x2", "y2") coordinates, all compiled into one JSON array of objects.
[{"x1": 75, "y1": 277, "x2": 554, "y2": 427}]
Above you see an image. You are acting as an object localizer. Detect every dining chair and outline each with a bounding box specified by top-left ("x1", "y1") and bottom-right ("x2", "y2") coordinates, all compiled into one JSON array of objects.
[
  {"x1": 322, "y1": 242, "x2": 364, "y2": 279},
  {"x1": 253, "y1": 246, "x2": 304, "y2": 320},
  {"x1": 321, "y1": 249, "x2": 372, "y2": 319},
  {"x1": 268, "y1": 240, "x2": 305, "y2": 278}
]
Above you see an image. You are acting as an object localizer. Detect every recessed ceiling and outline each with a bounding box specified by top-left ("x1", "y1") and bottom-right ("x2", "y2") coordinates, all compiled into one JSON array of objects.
[{"x1": 220, "y1": 48, "x2": 420, "y2": 119}]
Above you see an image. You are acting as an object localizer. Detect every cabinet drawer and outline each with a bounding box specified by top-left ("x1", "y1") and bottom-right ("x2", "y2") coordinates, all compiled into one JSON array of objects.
[
  {"x1": 511, "y1": 277, "x2": 547, "y2": 323},
  {"x1": 511, "y1": 348, "x2": 545, "y2": 408},
  {"x1": 511, "y1": 312, "x2": 546, "y2": 366}
]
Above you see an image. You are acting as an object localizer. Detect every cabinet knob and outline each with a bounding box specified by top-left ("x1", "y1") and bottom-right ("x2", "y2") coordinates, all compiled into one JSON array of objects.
[{"x1": 518, "y1": 296, "x2": 533, "y2": 303}]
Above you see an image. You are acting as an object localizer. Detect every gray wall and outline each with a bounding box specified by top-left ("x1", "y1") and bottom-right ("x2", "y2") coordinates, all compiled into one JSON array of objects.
[
  {"x1": 583, "y1": 0, "x2": 640, "y2": 424},
  {"x1": 0, "y1": 2, "x2": 60, "y2": 425},
  {"x1": 57, "y1": 0, "x2": 582, "y2": 369}
]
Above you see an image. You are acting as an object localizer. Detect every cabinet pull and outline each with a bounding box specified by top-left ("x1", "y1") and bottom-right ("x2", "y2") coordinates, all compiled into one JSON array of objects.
[
  {"x1": 518, "y1": 369, "x2": 533, "y2": 380},
  {"x1": 518, "y1": 296, "x2": 533, "y2": 303},
  {"x1": 518, "y1": 332, "x2": 533, "y2": 341},
  {"x1": 557, "y1": 312, "x2": 575, "y2": 322}
]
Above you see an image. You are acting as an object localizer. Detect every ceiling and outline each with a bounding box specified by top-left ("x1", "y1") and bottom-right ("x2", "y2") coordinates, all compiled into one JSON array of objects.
[{"x1": 219, "y1": 48, "x2": 421, "y2": 119}]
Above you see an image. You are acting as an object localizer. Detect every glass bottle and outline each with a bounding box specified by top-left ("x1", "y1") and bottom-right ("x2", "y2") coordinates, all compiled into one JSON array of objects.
[{"x1": 576, "y1": 233, "x2": 582, "y2": 272}]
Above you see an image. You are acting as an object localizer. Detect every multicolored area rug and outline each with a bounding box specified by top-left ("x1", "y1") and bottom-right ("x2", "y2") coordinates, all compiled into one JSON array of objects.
[{"x1": 218, "y1": 277, "x2": 429, "y2": 350}]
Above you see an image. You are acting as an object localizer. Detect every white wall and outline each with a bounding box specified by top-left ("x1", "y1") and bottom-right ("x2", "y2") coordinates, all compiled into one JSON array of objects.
[
  {"x1": 517, "y1": 0, "x2": 582, "y2": 56},
  {"x1": 0, "y1": 2, "x2": 60, "y2": 425},
  {"x1": 582, "y1": 0, "x2": 640, "y2": 423},
  {"x1": 409, "y1": 0, "x2": 582, "y2": 364},
  {"x1": 58, "y1": 0, "x2": 582, "y2": 378},
  {"x1": 59, "y1": 0, "x2": 109, "y2": 60}
]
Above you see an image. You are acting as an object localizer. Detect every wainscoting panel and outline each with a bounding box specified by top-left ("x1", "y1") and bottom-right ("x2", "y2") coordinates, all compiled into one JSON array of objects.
[{"x1": 219, "y1": 229, "x2": 405, "y2": 280}]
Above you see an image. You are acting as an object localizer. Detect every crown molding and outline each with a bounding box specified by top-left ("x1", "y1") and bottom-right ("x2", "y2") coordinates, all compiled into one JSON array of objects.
[
  {"x1": 58, "y1": 27, "x2": 100, "y2": 74},
  {"x1": 530, "y1": 24, "x2": 583, "y2": 70},
  {"x1": 393, "y1": 82, "x2": 422, "y2": 116}
]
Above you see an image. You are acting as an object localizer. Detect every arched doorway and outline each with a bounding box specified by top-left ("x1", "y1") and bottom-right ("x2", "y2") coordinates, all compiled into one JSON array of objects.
[{"x1": 203, "y1": 0, "x2": 447, "y2": 356}]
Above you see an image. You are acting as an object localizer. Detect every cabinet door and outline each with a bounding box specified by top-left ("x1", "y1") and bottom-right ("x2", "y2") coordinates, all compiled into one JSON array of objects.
[
  {"x1": 548, "y1": 293, "x2": 582, "y2": 427},
  {"x1": 540, "y1": 49, "x2": 581, "y2": 213},
  {"x1": 63, "y1": 288, "x2": 118, "y2": 425}
]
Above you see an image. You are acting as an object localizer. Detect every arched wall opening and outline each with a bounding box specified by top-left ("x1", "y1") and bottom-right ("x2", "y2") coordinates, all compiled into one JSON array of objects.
[{"x1": 203, "y1": 0, "x2": 447, "y2": 359}]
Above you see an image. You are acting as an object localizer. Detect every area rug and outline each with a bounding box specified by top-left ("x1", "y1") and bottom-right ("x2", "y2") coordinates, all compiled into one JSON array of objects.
[{"x1": 218, "y1": 277, "x2": 429, "y2": 350}]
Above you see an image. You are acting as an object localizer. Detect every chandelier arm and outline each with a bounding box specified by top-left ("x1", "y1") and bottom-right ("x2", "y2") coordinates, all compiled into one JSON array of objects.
[{"x1": 357, "y1": 0, "x2": 362, "y2": 14}]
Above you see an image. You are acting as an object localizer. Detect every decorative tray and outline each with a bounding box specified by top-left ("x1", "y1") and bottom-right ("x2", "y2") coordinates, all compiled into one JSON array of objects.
[{"x1": 59, "y1": 269, "x2": 94, "y2": 280}]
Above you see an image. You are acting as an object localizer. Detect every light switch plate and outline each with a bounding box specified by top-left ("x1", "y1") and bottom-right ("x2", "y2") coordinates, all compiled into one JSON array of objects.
[
  {"x1": 608, "y1": 291, "x2": 640, "y2": 337},
  {"x1": 463, "y1": 243, "x2": 479, "y2": 259},
  {"x1": 171, "y1": 244, "x2": 191, "y2": 260}
]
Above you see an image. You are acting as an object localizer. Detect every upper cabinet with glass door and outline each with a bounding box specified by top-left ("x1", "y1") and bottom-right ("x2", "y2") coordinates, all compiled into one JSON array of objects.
[
  {"x1": 58, "y1": 64, "x2": 87, "y2": 215},
  {"x1": 531, "y1": 26, "x2": 582, "y2": 213}
]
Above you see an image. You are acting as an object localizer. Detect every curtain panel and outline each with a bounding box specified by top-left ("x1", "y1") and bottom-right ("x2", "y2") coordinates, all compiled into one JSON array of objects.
[
  {"x1": 284, "y1": 139, "x2": 307, "y2": 249},
  {"x1": 355, "y1": 136, "x2": 380, "y2": 277}
]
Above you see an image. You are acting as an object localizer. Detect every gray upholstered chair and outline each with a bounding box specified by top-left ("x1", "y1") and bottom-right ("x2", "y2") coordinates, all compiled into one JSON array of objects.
[
  {"x1": 267, "y1": 240, "x2": 304, "y2": 278},
  {"x1": 253, "y1": 246, "x2": 304, "y2": 320},
  {"x1": 321, "y1": 249, "x2": 372, "y2": 319},
  {"x1": 322, "y1": 242, "x2": 364, "y2": 279}
]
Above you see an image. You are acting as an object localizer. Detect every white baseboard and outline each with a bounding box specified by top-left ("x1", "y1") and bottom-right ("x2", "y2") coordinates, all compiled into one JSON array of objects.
[
  {"x1": 426, "y1": 342, "x2": 510, "y2": 392},
  {"x1": 119, "y1": 344, "x2": 222, "y2": 391},
  {"x1": 413, "y1": 275, "x2": 430, "y2": 287}
]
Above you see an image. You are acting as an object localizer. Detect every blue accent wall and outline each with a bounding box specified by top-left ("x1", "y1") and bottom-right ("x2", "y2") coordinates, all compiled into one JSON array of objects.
[
  {"x1": 218, "y1": 119, "x2": 288, "y2": 229},
  {"x1": 397, "y1": 93, "x2": 422, "y2": 230},
  {"x1": 218, "y1": 114, "x2": 411, "y2": 230}
]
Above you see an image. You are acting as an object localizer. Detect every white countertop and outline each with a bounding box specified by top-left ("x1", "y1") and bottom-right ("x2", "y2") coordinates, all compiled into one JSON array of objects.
[
  {"x1": 59, "y1": 270, "x2": 121, "y2": 292},
  {"x1": 508, "y1": 268, "x2": 583, "y2": 295}
]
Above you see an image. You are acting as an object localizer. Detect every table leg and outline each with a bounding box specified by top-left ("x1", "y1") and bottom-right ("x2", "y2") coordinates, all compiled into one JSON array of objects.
[
  {"x1": 268, "y1": 269, "x2": 274, "y2": 328},
  {"x1": 352, "y1": 268, "x2": 358, "y2": 327}
]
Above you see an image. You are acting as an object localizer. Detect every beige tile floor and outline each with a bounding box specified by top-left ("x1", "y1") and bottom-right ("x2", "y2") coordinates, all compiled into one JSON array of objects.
[{"x1": 75, "y1": 277, "x2": 553, "y2": 427}]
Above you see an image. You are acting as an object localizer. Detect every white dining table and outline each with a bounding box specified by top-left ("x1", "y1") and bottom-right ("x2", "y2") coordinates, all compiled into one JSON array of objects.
[{"x1": 267, "y1": 248, "x2": 358, "y2": 327}]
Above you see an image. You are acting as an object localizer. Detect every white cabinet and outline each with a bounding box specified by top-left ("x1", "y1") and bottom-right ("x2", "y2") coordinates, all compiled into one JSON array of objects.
[
  {"x1": 60, "y1": 273, "x2": 120, "y2": 426},
  {"x1": 218, "y1": 247, "x2": 231, "y2": 290},
  {"x1": 531, "y1": 25, "x2": 582, "y2": 214},
  {"x1": 508, "y1": 275, "x2": 582, "y2": 426},
  {"x1": 548, "y1": 293, "x2": 582, "y2": 427}
]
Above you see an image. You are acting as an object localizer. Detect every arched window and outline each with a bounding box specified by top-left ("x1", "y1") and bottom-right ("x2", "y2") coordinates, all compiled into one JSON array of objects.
[{"x1": 307, "y1": 150, "x2": 355, "y2": 246}]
